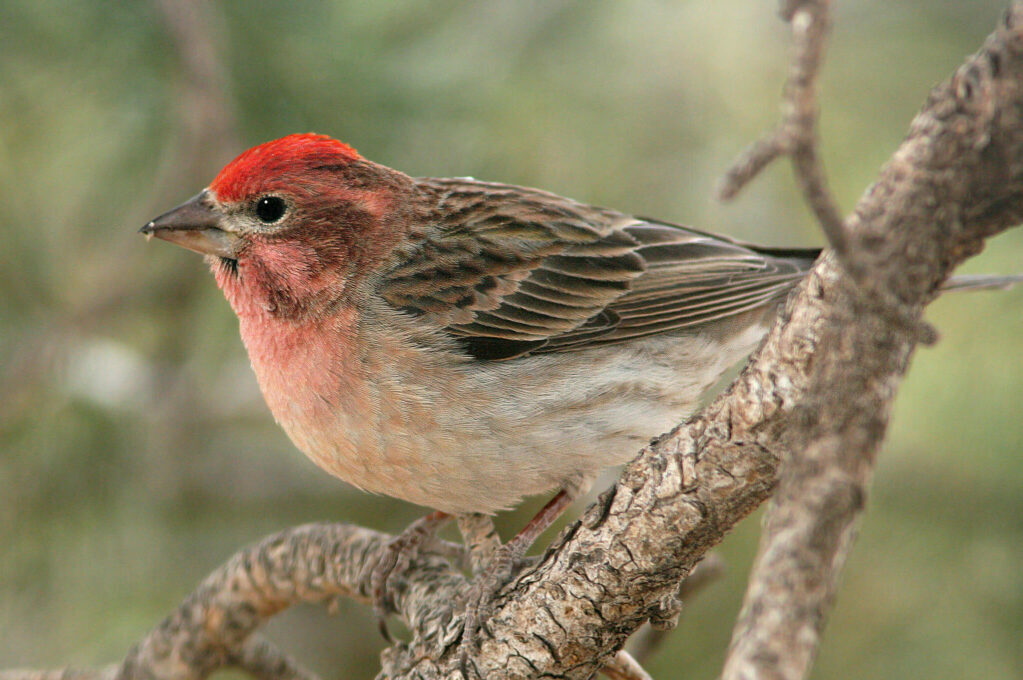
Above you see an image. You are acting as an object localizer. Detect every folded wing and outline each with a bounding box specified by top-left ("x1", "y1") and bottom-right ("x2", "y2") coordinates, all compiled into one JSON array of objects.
[{"x1": 379, "y1": 178, "x2": 816, "y2": 360}]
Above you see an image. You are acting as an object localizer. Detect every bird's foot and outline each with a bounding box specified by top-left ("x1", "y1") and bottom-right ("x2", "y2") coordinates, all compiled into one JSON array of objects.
[
  {"x1": 455, "y1": 512, "x2": 502, "y2": 576},
  {"x1": 368, "y1": 510, "x2": 450, "y2": 642},
  {"x1": 456, "y1": 539, "x2": 528, "y2": 678},
  {"x1": 455, "y1": 490, "x2": 575, "y2": 676}
]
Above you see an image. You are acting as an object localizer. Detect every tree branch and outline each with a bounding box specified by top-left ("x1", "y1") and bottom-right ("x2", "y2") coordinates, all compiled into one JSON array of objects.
[
  {"x1": 721, "y1": 6, "x2": 1023, "y2": 679},
  {"x1": 114, "y1": 524, "x2": 453, "y2": 680},
  {"x1": 6, "y1": 4, "x2": 1023, "y2": 680},
  {"x1": 627, "y1": 553, "x2": 727, "y2": 665},
  {"x1": 718, "y1": 0, "x2": 846, "y2": 255}
]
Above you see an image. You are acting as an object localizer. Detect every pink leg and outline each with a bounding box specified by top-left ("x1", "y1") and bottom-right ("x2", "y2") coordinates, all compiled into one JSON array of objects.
[
  {"x1": 504, "y1": 489, "x2": 573, "y2": 557},
  {"x1": 458, "y1": 489, "x2": 576, "y2": 676}
]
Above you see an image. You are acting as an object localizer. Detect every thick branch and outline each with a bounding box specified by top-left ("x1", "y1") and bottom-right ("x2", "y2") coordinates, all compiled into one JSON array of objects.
[
  {"x1": 6, "y1": 5, "x2": 1023, "y2": 680},
  {"x1": 443, "y1": 6, "x2": 1023, "y2": 678},
  {"x1": 725, "y1": 7, "x2": 1023, "y2": 680},
  {"x1": 627, "y1": 553, "x2": 727, "y2": 665}
]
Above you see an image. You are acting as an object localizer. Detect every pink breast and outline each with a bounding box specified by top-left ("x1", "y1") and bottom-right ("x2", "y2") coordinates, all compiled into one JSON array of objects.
[{"x1": 213, "y1": 256, "x2": 364, "y2": 458}]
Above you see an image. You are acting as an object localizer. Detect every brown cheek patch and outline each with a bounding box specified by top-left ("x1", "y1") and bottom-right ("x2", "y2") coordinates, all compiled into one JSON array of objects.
[
  {"x1": 217, "y1": 210, "x2": 381, "y2": 321},
  {"x1": 292, "y1": 198, "x2": 401, "y2": 283},
  {"x1": 214, "y1": 158, "x2": 415, "y2": 320}
]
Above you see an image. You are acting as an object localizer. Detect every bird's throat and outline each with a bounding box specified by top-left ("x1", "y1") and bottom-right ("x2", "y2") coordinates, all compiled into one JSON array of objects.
[
  {"x1": 212, "y1": 254, "x2": 367, "y2": 466},
  {"x1": 212, "y1": 238, "x2": 345, "y2": 321}
]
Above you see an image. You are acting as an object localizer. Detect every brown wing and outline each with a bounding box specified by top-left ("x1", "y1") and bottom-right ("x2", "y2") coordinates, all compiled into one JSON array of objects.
[{"x1": 378, "y1": 178, "x2": 816, "y2": 360}]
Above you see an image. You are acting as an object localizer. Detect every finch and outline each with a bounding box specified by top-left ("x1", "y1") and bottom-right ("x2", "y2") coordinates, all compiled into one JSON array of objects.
[
  {"x1": 142, "y1": 133, "x2": 1019, "y2": 638},
  {"x1": 142, "y1": 133, "x2": 816, "y2": 521},
  {"x1": 143, "y1": 132, "x2": 825, "y2": 632}
]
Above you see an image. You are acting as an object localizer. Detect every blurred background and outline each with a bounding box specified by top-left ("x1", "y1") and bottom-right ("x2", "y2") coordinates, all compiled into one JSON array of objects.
[{"x1": 1, "y1": 1, "x2": 1021, "y2": 678}]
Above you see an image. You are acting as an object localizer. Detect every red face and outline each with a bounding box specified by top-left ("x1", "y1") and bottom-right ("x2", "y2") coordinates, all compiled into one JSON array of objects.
[{"x1": 142, "y1": 134, "x2": 412, "y2": 319}]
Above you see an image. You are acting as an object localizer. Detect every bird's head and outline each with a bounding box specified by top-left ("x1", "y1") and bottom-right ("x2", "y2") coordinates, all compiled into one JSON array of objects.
[{"x1": 142, "y1": 133, "x2": 413, "y2": 319}]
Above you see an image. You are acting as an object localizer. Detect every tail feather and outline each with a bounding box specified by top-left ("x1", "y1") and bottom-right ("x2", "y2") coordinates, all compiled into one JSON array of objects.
[
  {"x1": 754, "y1": 245, "x2": 1021, "y2": 294},
  {"x1": 941, "y1": 273, "x2": 1023, "y2": 292}
]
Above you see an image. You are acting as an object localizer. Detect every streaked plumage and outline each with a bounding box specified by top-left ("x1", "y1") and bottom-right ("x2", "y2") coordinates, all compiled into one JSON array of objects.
[
  {"x1": 386, "y1": 177, "x2": 814, "y2": 360},
  {"x1": 142, "y1": 134, "x2": 819, "y2": 514},
  {"x1": 140, "y1": 134, "x2": 1022, "y2": 644}
]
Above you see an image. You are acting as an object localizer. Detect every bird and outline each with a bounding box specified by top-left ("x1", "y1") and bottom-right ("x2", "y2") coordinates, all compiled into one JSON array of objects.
[{"x1": 139, "y1": 133, "x2": 1011, "y2": 641}]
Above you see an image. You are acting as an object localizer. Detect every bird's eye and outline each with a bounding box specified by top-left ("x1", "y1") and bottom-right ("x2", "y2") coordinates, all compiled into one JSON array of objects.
[{"x1": 255, "y1": 196, "x2": 287, "y2": 223}]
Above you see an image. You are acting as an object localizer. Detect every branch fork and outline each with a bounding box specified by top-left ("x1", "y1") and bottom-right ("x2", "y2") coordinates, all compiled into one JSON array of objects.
[{"x1": 7, "y1": 3, "x2": 1023, "y2": 679}]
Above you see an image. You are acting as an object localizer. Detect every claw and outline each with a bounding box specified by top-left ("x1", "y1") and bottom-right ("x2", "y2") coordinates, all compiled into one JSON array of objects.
[
  {"x1": 369, "y1": 534, "x2": 407, "y2": 642},
  {"x1": 454, "y1": 490, "x2": 576, "y2": 675},
  {"x1": 367, "y1": 511, "x2": 451, "y2": 641},
  {"x1": 456, "y1": 542, "x2": 521, "y2": 675},
  {"x1": 377, "y1": 615, "x2": 395, "y2": 644}
]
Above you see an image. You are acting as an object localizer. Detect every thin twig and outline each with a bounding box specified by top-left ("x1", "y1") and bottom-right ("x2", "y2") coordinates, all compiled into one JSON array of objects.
[
  {"x1": 718, "y1": 0, "x2": 847, "y2": 255},
  {"x1": 601, "y1": 650, "x2": 654, "y2": 680}
]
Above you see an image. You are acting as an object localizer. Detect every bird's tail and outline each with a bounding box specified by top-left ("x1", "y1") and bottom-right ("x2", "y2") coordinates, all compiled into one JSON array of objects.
[
  {"x1": 759, "y1": 246, "x2": 1023, "y2": 293},
  {"x1": 940, "y1": 273, "x2": 1023, "y2": 292},
  {"x1": 752, "y1": 244, "x2": 1021, "y2": 294}
]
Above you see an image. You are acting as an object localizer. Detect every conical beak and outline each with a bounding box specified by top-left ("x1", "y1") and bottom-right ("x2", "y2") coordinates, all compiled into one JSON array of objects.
[{"x1": 140, "y1": 191, "x2": 241, "y2": 258}]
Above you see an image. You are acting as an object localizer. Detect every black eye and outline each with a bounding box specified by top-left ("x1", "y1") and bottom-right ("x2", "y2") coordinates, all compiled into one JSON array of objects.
[{"x1": 255, "y1": 196, "x2": 287, "y2": 223}]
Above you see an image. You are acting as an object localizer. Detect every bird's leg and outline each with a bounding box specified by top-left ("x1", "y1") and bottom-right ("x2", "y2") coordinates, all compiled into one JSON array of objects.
[
  {"x1": 455, "y1": 513, "x2": 502, "y2": 576},
  {"x1": 458, "y1": 489, "x2": 574, "y2": 674},
  {"x1": 370, "y1": 510, "x2": 451, "y2": 641},
  {"x1": 499, "y1": 488, "x2": 574, "y2": 565}
]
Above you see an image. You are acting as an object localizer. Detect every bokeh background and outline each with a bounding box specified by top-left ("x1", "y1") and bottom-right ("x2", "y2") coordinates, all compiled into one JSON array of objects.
[{"x1": 2, "y1": 1, "x2": 1021, "y2": 678}]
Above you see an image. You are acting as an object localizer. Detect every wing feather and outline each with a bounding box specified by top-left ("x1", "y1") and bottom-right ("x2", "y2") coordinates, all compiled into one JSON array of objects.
[{"x1": 377, "y1": 178, "x2": 817, "y2": 359}]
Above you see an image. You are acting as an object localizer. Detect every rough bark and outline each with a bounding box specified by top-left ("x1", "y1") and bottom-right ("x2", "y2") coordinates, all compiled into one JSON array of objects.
[{"x1": 6, "y1": 3, "x2": 1023, "y2": 680}]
